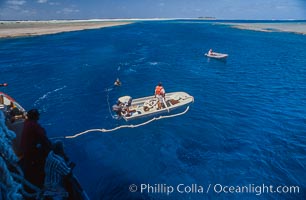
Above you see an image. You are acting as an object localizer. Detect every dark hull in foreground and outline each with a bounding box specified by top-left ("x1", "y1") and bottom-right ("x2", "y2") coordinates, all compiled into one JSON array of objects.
[{"x1": 0, "y1": 92, "x2": 89, "y2": 200}]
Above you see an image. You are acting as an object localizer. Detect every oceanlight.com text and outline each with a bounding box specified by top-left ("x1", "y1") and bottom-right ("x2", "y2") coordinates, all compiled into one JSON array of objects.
[
  {"x1": 129, "y1": 183, "x2": 300, "y2": 196},
  {"x1": 213, "y1": 184, "x2": 300, "y2": 196}
]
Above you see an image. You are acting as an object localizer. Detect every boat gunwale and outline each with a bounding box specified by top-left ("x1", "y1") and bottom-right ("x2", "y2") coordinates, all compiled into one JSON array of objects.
[{"x1": 0, "y1": 92, "x2": 26, "y2": 112}]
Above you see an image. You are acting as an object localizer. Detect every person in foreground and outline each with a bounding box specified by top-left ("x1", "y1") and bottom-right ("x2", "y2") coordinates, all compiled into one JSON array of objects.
[
  {"x1": 20, "y1": 109, "x2": 51, "y2": 189},
  {"x1": 154, "y1": 82, "x2": 166, "y2": 110},
  {"x1": 44, "y1": 140, "x2": 75, "y2": 200}
]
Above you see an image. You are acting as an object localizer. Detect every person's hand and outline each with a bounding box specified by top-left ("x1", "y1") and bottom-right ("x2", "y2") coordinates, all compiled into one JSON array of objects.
[{"x1": 69, "y1": 162, "x2": 76, "y2": 169}]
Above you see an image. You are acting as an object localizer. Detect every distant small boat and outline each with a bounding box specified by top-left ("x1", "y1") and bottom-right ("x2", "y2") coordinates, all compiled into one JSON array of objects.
[
  {"x1": 114, "y1": 92, "x2": 194, "y2": 121},
  {"x1": 205, "y1": 52, "x2": 228, "y2": 59}
]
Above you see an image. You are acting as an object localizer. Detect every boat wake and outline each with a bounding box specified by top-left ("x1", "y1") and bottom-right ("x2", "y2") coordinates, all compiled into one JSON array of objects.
[
  {"x1": 105, "y1": 86, "x2": 117, "y2": 119},
  {"x1": 33, "y1": 86, "x2": 67, "y2": 107}
]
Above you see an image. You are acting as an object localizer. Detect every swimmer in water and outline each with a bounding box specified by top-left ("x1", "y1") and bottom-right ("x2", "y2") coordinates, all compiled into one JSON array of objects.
[{"x1": 114, "y1": 78, "x2": 121, "y2": 86}]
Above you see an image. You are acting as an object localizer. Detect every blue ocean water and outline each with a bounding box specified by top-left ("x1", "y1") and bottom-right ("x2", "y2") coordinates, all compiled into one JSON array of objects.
[{"x1": 0, "y1": 21, "x2": 305, "y2": 199}]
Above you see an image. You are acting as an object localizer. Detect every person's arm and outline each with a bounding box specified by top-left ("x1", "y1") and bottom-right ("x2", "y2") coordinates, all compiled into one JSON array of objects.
[
  {"x1": 57, "y1": 159, "x2": 71, "y2": 176},
  {"x1": 36, "y1": 125, "x2": 52, "y2": 153}
]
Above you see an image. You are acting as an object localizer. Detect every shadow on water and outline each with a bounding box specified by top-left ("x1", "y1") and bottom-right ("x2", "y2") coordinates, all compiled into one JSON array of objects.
[
  {"x1": 205, "y1": 57, "x2": 227, "y2": 64},
  {"x1": 93, "y1": 172, "x2": 150, "y2": 200}
]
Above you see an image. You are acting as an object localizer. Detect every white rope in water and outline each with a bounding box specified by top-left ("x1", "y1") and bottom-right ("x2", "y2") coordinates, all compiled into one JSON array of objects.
[{"x1": 65, "y1": 106, "x2": 190, "y2": 139}]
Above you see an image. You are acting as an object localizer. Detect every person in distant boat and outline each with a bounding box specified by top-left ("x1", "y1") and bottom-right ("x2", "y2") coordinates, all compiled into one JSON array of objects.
[
  {"x1": 154, "y1": 82, "x2": 166, "y2": 110},
  {"x1": 0, "y1": 83, "x2": 8, "y2": 87},
  {"x1": 0, "y1": 94, "x2": 3, "y2": 105},
  {"x1": 114, "y1": 78, "x2": 121, "y2": 86},
  {"x1": 44, "y1": 140, "x2": 75, "y2": 200},
  {"x1": 20, "y1": 109, "x2": 51, "y2": 188},
  {"x1": 208, "y1": 49, "x2": 214, "y2": 55},
  {"x1": 8, "y1": 101, "x2": 24, "y2": 123}
]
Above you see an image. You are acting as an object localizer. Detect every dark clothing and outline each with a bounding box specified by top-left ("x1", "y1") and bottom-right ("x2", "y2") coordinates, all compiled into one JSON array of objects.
[
  {"x1": 21, "y1": 119, "x2": 51, "y2": 158},
  {"x1": 20, "y1": 119, "x2": 51, "y2": 188}
]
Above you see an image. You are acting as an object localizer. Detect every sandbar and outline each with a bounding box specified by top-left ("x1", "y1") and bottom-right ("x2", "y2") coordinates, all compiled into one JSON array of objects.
[
  {"x1": 219, "y1": 22, "x2": 306, "y2": 35},
  {"x1": 0, "y1": 20, "x2": 133, "y2": 38}
]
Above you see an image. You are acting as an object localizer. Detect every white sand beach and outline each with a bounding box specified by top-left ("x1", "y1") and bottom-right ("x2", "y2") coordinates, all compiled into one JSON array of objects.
[
  {"x1": 0, "y1": 20, "x2": 133, "y2": 38},
  {"x1": 221, "y1": 22, "x2": 306, "y2": 35}
]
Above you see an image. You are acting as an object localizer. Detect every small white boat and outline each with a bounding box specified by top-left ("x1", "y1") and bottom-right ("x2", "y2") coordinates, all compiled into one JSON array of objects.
[
  {"x1": 205, "y1": 52, "x2": 228, "y2": 59},
  {"x1": 115, "y1": 92, "x2": 194, "y2": 121}
]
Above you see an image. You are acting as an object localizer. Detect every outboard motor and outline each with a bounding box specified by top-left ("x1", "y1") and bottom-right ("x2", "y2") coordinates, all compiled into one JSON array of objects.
[
  {"x1": 118, "y1": 96, "x2": 132, "y2": 107},
  {"x1": 112, "y1": 96, "x2": 132, "y2": 117},
  {"x1": 112, "y1": 101, "x2": 122, "y2": 116}
]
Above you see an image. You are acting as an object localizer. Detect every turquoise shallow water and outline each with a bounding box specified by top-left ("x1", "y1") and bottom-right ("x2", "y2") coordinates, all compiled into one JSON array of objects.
[{"x1": 0, "y1": 21, "x2": 306, "y2": 199}]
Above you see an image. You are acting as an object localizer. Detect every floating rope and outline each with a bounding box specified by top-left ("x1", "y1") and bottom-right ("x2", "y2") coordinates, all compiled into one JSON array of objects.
[{"x1": 65, "y1": 106, "x2": 190, "y2": 139}]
